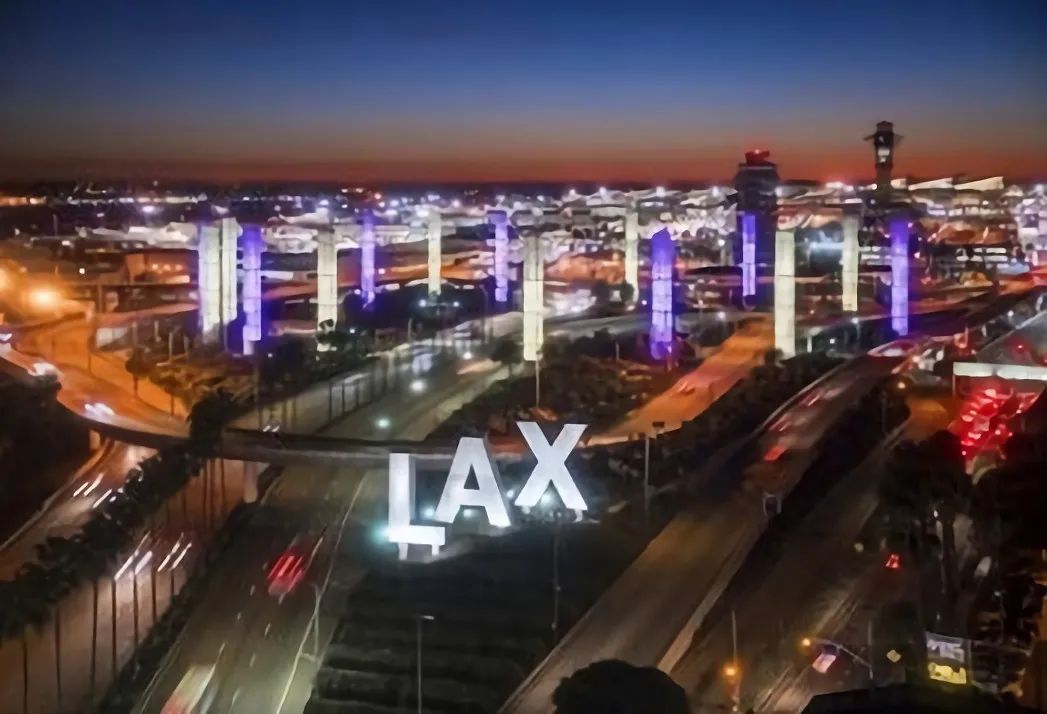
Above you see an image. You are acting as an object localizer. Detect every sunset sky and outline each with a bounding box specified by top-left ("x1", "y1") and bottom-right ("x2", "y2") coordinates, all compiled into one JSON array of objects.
[{"x1": 1, "y1": 0, "x2": 1044, "y2": 183}]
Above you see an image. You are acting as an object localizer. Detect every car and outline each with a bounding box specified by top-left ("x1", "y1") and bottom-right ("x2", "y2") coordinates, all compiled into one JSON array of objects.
[
  {"x1": 763, "y1": 443, "x2": 788, "y2": 462},
  {"x1": 85, "y1": 402, "x2": 115, "y2": 418},
  {"x1": 266, "y1": 529, "x2": 326, "y2": 597}
]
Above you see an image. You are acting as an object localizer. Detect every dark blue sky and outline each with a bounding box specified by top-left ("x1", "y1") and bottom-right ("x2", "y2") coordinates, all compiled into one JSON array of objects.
[{"x1": 1, "y1": 0, "x2": 1044, "y2": 182}]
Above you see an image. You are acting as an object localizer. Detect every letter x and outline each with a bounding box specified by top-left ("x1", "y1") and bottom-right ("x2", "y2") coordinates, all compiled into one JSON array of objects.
[{"x1": 514, "y1": 422, "x2": 587, "y2": 511}]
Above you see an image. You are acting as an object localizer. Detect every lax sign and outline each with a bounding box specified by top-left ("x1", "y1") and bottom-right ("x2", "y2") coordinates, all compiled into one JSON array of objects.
[{"x1": 387, "y1": 422, "x2": 587, "y2": 558}]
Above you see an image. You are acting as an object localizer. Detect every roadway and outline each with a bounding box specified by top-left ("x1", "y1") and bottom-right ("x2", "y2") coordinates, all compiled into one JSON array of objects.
[
  {"x1": 499, "y1": 353, "x2": 903, "y2": 714},
  {"x1": 135, "y1": 352, "x2": 510, "y2": 714},
  {"x1": 0, "y1": 440, "x2": 154, "y2": 580}
]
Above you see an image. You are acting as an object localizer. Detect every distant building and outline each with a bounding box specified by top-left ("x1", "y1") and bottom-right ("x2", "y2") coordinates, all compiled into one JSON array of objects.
[{"x1": 733, "y1": 149, "x2": 780, "y2": 265}]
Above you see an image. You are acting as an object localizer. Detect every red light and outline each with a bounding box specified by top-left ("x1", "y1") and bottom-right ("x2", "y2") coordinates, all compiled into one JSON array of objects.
[
  {"x1": 885, "y1": 553, "x2": 901, "y2": 570},
  {"x1": 764, "y1": 444, "x2": 787, "y2": 462}
]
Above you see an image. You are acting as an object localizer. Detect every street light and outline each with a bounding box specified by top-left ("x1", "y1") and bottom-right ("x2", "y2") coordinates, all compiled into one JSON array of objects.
[{"x1": 28, "y1": 286, "x2": 60, "y2": 313}]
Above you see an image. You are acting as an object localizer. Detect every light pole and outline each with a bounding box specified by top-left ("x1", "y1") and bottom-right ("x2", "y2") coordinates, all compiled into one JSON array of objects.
[
  {"x1": 643, "y1": 433, "x2": 651, "y2": 528},
  {"x1": 415, "y1": 614, "x2": 435, "y2": 714},
  {"x1": 643, "y1": 421, "x2": 665, "y2": 529},
  {"x1": 535, "y1": 357, "x2": 541, "y2": 408},
  {"x1": 475, "y1": 283, "x2": 490, "y2": 345}
]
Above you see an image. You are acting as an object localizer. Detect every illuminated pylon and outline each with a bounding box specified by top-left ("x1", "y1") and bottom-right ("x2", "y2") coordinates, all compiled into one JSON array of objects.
[
  {"x1": 219, "y1": 217, "x2": 239, "y2": 333},
  {"x1": 241, "y1": 224, "x2": 263, "y2": 355},
  {"x1": 425, "y1": 206, "x2": 442, "y2": 297},
  {"x1": 649, "y1": 228, "x2": 674, "y2": 360},
  {"x1": 522, "y1": 231, "x2": 544, "y2": 362},
  {"x1": 624, "y1": 204, "x2": 639, "y2": 293},
  {"x1": 197, "y1": 224, "x2": 222, "y2": 345},
  {"x1": 360, "y1": 210, "x2": 376, "y2": 306},
  {"x1": 742, "y1": 211, "x2": 757, "y2": 297},
  {"x1": 490, "y1": 210, "x2": 509, "y2": 303},
  {"x1": 889, "y1": 215, "x2": 909, "y2": 336},
  {"x1": 841, "y1": 215, "x2": 859, "y2": 313},
  {"x1": 316, "y1": 229, "x2": 338, "y2": 333},
  {"x1": 774, "y1": 229, "x2": 796, "y2": 357}
]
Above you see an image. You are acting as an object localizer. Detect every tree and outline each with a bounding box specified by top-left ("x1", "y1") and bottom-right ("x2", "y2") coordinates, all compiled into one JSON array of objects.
[
  {"x1": 187, "y1": 388, "x2": 236, "y2": 457},
  {"x1": 553, "y1": 659, "x2": 689, "y2": 714},
  {"x1": 491, "y1": 337, "x2": 522, "y2": 376},
  {"x1": 125, "y1": 348, "x2": 155, "y2": 395},
  {"x1": 591, "y1": 279, "x2": 612, "y2": 307},
  {"x1": 881, "y1": 430, "x2": 969, "y2": 629},
  {"x1": 617, "y1": 281, "x2": 635, "y2": 304}
]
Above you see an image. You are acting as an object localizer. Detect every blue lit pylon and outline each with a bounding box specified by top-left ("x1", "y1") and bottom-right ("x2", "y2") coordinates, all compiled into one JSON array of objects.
[
  {"x1": 889, "y1": 215, "x2": 909, "y2": 336},
  {"x1": 649, "y1": 227, "x2": 674, "y2": 360}
]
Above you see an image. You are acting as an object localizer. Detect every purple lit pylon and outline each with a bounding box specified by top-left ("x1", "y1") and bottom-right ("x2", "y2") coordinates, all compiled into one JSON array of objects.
[
  {"x1": 889, "y1": 215, "x2": 909, "y2": 336},
  {"x1": 649, "y1": 228, "x2": 675, "y2": 360},
  {"x1": 741, "y1": 211, "x2": 757, "y2": 297},
  {"x1": 241, "y1": 224, "x2": 263, "y2": 355},
  {"x1": 490, "y1": 210, "x2": 509, "y2": 303},
  {"x1": 360, "y1": 210, "x2": 376, "y2": 306}
]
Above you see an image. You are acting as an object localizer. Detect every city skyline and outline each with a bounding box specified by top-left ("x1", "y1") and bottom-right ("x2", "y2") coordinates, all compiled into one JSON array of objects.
[{"x1": 1, "y1": 0, "x2": 1045, "y2": 183}]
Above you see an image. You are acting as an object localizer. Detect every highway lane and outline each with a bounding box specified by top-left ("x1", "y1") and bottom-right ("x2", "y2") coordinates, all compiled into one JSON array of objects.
[
  {"x1": 597, "y1": 319, "x2": 773, "y2": 441},
  {"x1": 500, "y1": 354, "x2": 902, "y2": 714},
  {"x1": 672, "y1": 430, "x2": 902, "y2": 711},
  {"x1": 0, "y1": 440, "x2": 154, "y2": 579},
  {"x1": 0, "y1": 459, "x2": 248, "y2": 714},
  {"x1": 136, "y1": 356, "x2": 509, "y2": 714}
]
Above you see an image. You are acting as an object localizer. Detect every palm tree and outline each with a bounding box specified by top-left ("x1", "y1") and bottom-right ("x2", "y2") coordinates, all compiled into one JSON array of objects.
[{"x1": 189, "y1": 389, "x2": 237, "y2": 529}]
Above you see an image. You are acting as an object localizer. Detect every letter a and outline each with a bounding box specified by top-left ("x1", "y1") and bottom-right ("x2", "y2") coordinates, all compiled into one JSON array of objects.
[
  {"x1": 434, "y1": 437, "x2": 513, "y2": 528},
  {"x1": 514, "y1": 422, "x2": 587, "y2": 511}
]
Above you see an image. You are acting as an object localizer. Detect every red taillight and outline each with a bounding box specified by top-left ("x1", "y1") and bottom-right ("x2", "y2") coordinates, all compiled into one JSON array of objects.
[
  {"x1": 885, "y1": 553, "x2": 901, "y2": 570},
  {"x1": 764, "y1": 444, "x2": 787, "y2": 462},
  {"x1": 269, "y1": 554, "x2": 299, "y2": 582}
]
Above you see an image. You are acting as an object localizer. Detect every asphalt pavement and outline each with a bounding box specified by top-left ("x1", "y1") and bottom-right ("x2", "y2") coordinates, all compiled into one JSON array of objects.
[
  {"x1": 135, "y1": 354, "x2": 509, "y2": 714},
  {"x1": 500, "y1": 354, "x2": 902, "y2": 714}
]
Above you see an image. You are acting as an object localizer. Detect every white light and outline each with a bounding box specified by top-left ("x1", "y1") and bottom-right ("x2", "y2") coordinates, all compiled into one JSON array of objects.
[
  {"x1": 134, "y1": 550, "x2": 154, "y2": 575},
  {"x1": 462, "y1": 350, "x2": 473, "y2": 360},
  {"x1": 78, "y1": 267, "x2": 86, "y2": 275},
  {"x1": 451, "y1": 199, "x2": 462, "y2": 209},
  {"x1": 376, "y1": 416, "x2": 391, "y2": 429},
  {"x1": 410, "y1": 378, "x2": 426, "y2": 393},
  {"x1": 717, "y1": 238, "x2": 726, "y2": 247},
  {"x1": 496, "y1": 194, "x2": 506, "y2": 203},
  {"x1": 141, "y1": 205, "x2": 157, "y2": 215},
  {"x1": 419, "y1": 298, "x2": 428, "y2": 307},
  {"x1": 422, "y1": 506, "x2": 435, "y2": 519},
  {"x1": 91, "y1": 488, "x2": 113, "y2": 509},
  {"x1": 170, "y1": 542, "x2": 192, "y2": 570},
  {"x1": 452, "y1": 300, "x2": 460, "y2": 308},
  {"x1": 717, "y1": 311, "x2": 727, "y2": 321},
  {"x1": 655, "y1": 186, "x2": 666, "y2": 197}
]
